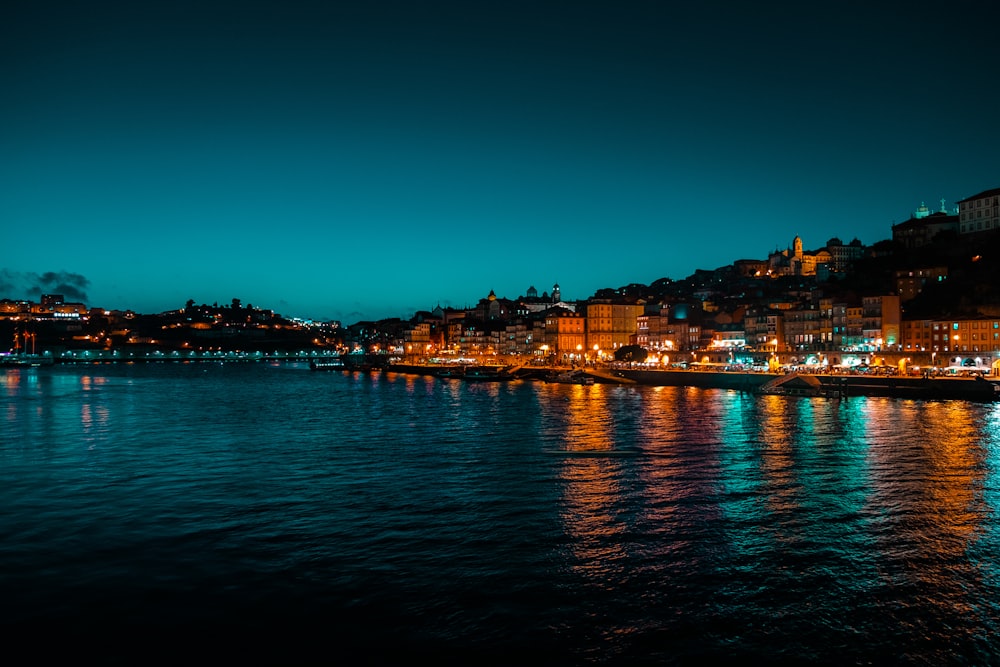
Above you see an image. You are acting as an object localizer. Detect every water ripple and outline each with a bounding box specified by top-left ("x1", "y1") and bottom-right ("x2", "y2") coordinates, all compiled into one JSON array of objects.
[{"x1": 3, "y1": 365, "x2": 1000, "y2": 664}]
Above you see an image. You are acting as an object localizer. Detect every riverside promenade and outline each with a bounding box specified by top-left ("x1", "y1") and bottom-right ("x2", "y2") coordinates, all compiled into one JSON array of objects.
[
  {"x1": 383, "y1": 361, "x2": 1000, "y2": 400},
  {"x1": 613, "y1": 367, "x2": 1000, "y2": 400},
  {"x1": 10, "y1": 349, "x2": 997, "y2": 400}
]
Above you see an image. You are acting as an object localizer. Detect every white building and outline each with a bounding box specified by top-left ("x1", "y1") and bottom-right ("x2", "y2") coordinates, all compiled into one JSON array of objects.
[{"x1": 957, "y1": 187, "x2": 1000, "y2": 235}]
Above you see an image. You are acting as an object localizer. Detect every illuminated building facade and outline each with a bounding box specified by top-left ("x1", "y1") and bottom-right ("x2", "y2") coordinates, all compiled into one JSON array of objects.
[
  {"x1": 861, "y1": 295, "x2": 901, "y2": 350},
  {"x1": 901, "y1": 319, "x2": 934, "y2": 352},
  {"x1": 744, "y1": 307, "x2": 785, "y2": 352},
  {"x1": 544, "y1": 307, "x2": 585, "y2": 360},
  {"x1": 585, "y1": 299, "x2": 644, "y2": 355},
  {"x1": 932, "y1": 318, "x2": 1000, "y2": 353},
  {"x1": 783, "y1": 307, "x2": 821, "y2": 350},
  {"x1": 768, "y1": 236, "x2": 831, "y2": 277}
]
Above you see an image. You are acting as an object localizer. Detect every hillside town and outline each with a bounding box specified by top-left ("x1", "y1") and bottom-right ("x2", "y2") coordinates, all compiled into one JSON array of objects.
[{"x1": 4, "y1": 187, "x2": 1000, "y2": 372}]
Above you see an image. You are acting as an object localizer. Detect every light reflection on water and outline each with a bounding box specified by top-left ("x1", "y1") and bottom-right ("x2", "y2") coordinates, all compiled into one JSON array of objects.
[{"x1": 3, "y1": 364, "x2": 1000, "y2": 664}]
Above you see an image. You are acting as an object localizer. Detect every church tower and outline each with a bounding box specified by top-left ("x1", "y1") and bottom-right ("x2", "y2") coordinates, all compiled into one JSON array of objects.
[{"x1": 552, "y1": 283, "x2": 561, "y2": 303}]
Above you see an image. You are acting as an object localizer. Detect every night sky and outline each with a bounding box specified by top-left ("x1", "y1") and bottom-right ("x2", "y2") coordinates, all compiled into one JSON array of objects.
[{"x1": 3, "y1": 1, "x2": 998, "y2": 323}]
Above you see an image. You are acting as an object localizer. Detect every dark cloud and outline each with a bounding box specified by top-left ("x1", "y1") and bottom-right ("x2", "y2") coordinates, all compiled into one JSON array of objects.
[
  {"x1": 1, "y1": 270, "x2": 91, "y2": 303},
  {"x1": 28, "y1": 272, "x2": 90, "y2": 302},
  {"x1": 0, "y1": 269, "x2": 16, "y2": 294}
]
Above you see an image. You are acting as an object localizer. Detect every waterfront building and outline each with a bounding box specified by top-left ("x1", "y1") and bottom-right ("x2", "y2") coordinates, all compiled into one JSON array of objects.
[
  {"x1": 708, "y1": 325, "x2": 747, "y2": 350},
  {"x1": 584, "y1": 298, "x2": 644, "y2": 356},
  {"x1": 845, "y1": 305, "x2": 865, "y2": 350},
  {"x1": 932, "y1": 318, "x2": 1000, "y2": 355},
  {"x1": 901, "y1": 319, "x2": 934, "y2": 352},
  {"x1": 783, "y1": 306, "x2": 821, "y2": 351},
  {"x1": 531, "y1": 316, "x2": 548, "y2": 357},
  {"x1": 744, "y1": 307, "x2": 785, "y2": 352},
  {"x1": 489, "y1": 326, "x2": 505, "y2": 356},
  {"x1": 861, "y1": 295, "x2": 901, "y2": 350},
  {"x1": 456, "y1": 322, "x2": 488, "y2": 356},
  {"x1": 818, "y1": 298, "x2": 835, "y2": 348},
  {"x1": 426, "y1": 305, "x2": 466, "y2": 350},
  {"x1": 635, "y1": 311, "x2": 651, "y2": 349},
  {"x1": 403, "y1": 320, "x2": 434, "y2": 358},
  {"x1": 665, "y1": 320, "x2": 700, "y2": 352},
  {"x1": 957, "y1": 187, "x2": 1000, "y2": 235},
  {"x1": 544, "y1": 306, "x2": 585, "y2": 362},
  {"x1": 504, "y1": 320, "x2": 533, "y2": 356},
  {"x1": 637, "y1": 304, "x2": 704, "y2": 352}
]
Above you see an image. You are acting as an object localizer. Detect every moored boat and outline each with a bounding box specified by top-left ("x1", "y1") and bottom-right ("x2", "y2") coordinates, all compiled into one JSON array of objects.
[
  {"x1": 0, "y1": 354, "x2": 55, "y2": 367},
  {"x1": 462, "y1": 365, "x2": 516, "y2": 381},
  {"x1": 309, "y1": 359, "x2": 345, "y2": 371},
  {"x1": 545, "y1": 369, "x2": 595, "y2": 385}
]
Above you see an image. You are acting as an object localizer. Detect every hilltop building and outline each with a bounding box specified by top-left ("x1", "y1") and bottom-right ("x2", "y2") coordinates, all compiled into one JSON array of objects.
[
  {"x1": 520, "y1": 283, "x2": 574, "y2": 313},
  {"x1": 473, "y1": 289, "x2": 521, "y2": 321},
  {"x1": 891, "y1": 200, "x2": 959, "y2": 249},
  {"x1": 958, "y1": 187, "x2": 1000, "y2": 235},
  {"x1": 767, "y1": 236, "x2": 832, "y2": 277},
  {"x1": 824, "y1": 237, "x2": 866, "y2": 273}
]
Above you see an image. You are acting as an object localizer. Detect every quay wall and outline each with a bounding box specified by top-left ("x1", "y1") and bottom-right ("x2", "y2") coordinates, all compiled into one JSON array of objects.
[
  {"x1": 615, "y1": 369, "x2": 777, "y2": 391},
  {"x1": 615, "y1": 369, "x2": 1000, "y2": 400},
  {"x1": 338, "y1": 363, "x2": 1000, "y2": 400},
  {"x1": 811, "y1": 373, "x2": 1000, "y2": 400}
]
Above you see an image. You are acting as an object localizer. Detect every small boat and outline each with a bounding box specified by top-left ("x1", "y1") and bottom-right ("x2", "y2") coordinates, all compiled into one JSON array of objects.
[
  {"x1": 434, "y1": 366, "x2": 465, "y2": 379},
  {"x1": 462, "y1": 365, "x2": 516, "y2": 381},
  {"x1": 1, "y1": 354, "x2": 54, "y2": 368},
  {"x1": 309, "y1": 359, "x2": 345, "y2": 371},
  {"x1": 545, "y1": 369, "x2": 594, "y2": 385}
]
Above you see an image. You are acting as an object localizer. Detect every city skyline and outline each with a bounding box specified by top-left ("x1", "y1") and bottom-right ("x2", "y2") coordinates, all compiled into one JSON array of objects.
[{"x1": 3, "y1": 1, "x2": 998, "y2": 323}]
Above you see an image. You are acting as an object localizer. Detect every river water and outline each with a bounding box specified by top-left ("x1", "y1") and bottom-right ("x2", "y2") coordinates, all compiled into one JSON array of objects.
[{"x1": 3, "y1": 362, "x2": 1000, "y2": 665}]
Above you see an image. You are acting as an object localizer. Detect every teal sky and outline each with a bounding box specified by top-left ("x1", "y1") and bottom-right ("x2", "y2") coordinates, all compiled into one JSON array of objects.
[{"x1": 2, "y1": 1, "x2": 998, "y2": 323}]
